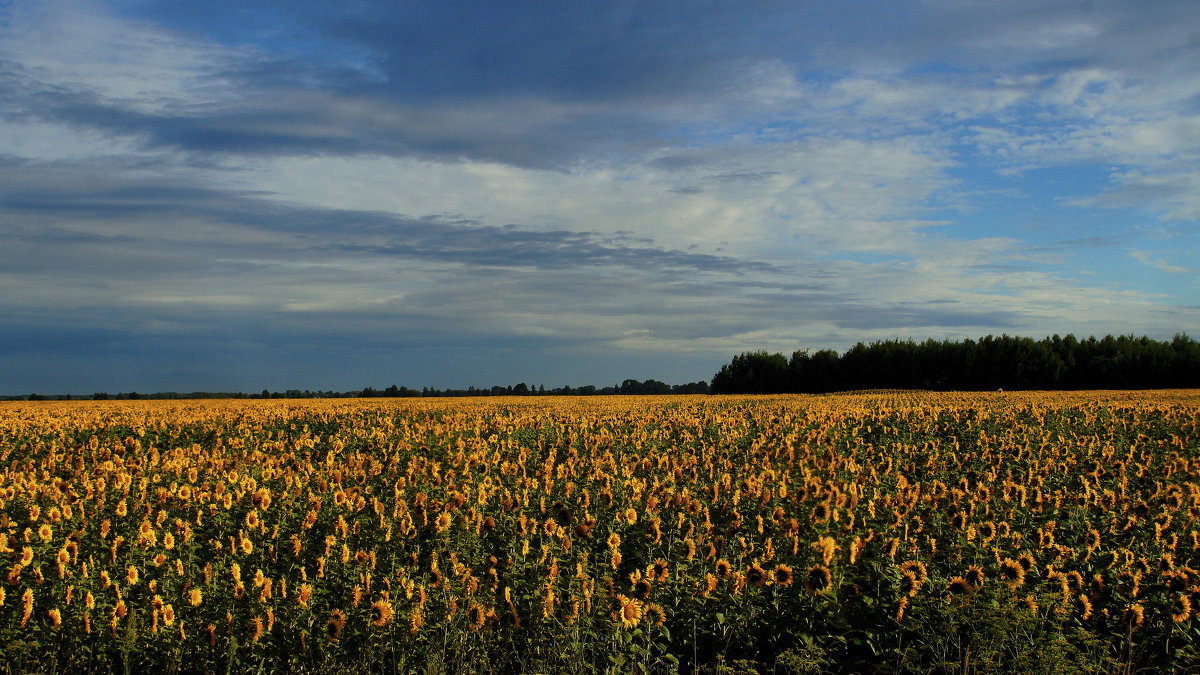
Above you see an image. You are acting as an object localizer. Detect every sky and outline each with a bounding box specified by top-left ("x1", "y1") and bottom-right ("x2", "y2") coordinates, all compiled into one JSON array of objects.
[{"x1": 2, "y1": 0, "x2": 1198, "y2": 394}]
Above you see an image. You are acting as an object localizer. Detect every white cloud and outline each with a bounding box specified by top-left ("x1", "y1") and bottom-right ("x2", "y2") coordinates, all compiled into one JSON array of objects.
[
  {"x1": 1130, "y1": 249, "x2": 1194, "y2": 275},
  {"x1": 0, "y1": 0, "x2": 246, "y2": 113}
]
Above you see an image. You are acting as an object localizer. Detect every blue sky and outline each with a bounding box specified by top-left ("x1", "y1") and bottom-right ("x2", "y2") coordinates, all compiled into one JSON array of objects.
[{"x1": 1, "y1": 0, "x2": 1197, "y2": 393}]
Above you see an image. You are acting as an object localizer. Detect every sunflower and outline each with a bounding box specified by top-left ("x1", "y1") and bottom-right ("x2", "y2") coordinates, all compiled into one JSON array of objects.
[
  {"x1": 947, "y1": 577, "x2": 971, "y2": 596},
  {"x1": 646, "y1": 603, "x2": 667, "y2": 627},
  {"x1": 435, "y1": 512, "x2": 452, "y2": 533},
  {"x1": 650, "y1": 558, "x2": 669, "y2": 582},
  {"x1": 21, "y1": 589, "x2": 33, "y2": 628},
  {"x1": 607, "y1": 533, "x2": 621, "y2": 550},
  {"x1": 1125, "y1": 603, "x2": 1145, "y2": 629},
  {"x1": 964, "y1": 565, "x2": 985, "y2": 588},
  {"x1": 998, "y1": 558, "x2": 1025, "y2": 588},
  {"x1": 805, "y1": 565, "x2": 833, "y2": 595},
  {"x1": 746, "y1": 564, "x2": 768, "y2": 587},
  {"x1": 1173, "y1": 593, "x2": 1193, "y2": 623},
  {"x1": 773, "y1": 563, "x2": 794, "y2": 587},
  {"x1": 19, "y1": 546, "x2": 33, "y2": 567},
  {"x1": 409, "y1": 609, "x2": 426, "y2": 633},
  {"x1": 894, "y1": 596, "x2": 909, "y2": 622},
  {"x1": 162, "y1": 604, "x2": 175, "y2": 626},
  {"x1": 48, "y1": 608, "x2": 62, "y2": 628},
  {"x1": 899, "y1": 560, "x2": 928, "y2": 583},
  {"x1": 715, "y1": 559, "x2": 733, "y2": 579},
  {"x1": 810, "y1": 502, "x2": 829, "y2": 523},
  {"x1": 1016, "y1": 553, "x2": 1036, "y2": 573},
  {"x1": 466, "y1": 603, "x2": 486, "y2": 632},
  {"x1": 950, "y1": 511, "x2": 968, "y2": 530},
  {"x1": 1077, "y1": 594, "x2": 1093, "y2": 620},
  {"x1": 1017, "y1": 595, "x2": 1038, "y2": 613},
  {"x1": 1065, "y1": 570, "x2": 1084, "y2": 594},
  {"x1": 898, "y1": 571, "x2": 921, "y2": 598},
  {"x1": 623, "y1": 507, "x2": 638, "y2": 525},
  {"x1": 978, "y1": 521, "x2": 996, "y2": 543},
  {"x1": 126, "y1": 565, "x2": 139, "y2": 586},
  {"x1": 189, "y1": 588, "x2": 203, "y2": 607},
  {"x1": 616, "y1": 594, "x2": 644, "y2": 629},
  {"x1": 326, "y1": 609, "x2": 347, "y2": 641},
  {"x1": 632, "y1": 577, "x2": 653, "y2": 599},
  {"x1": 297, "y1": 584, "x2": 312, "y2": 607},
  {"x1": 38, "y1": 524, "x2": 53, "y2": 543},
  {"x1": 371, "y1": 598, "x2": 395, "y2": 627}
]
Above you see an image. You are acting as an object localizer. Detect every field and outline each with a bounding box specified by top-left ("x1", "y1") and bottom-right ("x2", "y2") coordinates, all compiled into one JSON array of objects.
[{"x1": 1, "y1": 391, "x2": 1199, "y2": 673}]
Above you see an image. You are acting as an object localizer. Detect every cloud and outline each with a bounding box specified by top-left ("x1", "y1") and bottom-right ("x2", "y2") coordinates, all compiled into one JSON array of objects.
[
  {"x1": 1130, "y1": 250, "x2": 1194, "y2": 275},
  {"x1": 1, "y1": 0, "x2": 1198, "y2": 392}
]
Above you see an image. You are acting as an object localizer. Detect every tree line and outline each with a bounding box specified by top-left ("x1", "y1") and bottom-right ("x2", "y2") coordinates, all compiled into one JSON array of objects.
[
  {"x1": 711, "y1": 333, "x2": 1200, "y2": 394},
  {"x1": 7, "y1": 378, "x2": 710, "y2": 401}
]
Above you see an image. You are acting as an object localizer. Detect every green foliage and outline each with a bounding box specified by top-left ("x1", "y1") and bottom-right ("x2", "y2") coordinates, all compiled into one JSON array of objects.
[{"x1": 713, "y1": 333, "x2": 1200, "y2": 393}]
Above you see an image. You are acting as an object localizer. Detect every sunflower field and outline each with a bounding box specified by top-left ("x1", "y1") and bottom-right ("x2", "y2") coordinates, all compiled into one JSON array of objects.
[{"x1": 1, "y1": 390, "x2": 1199, "y2": 673}]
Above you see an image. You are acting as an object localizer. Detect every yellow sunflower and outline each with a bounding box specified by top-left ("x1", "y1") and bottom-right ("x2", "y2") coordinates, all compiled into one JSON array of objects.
[
  {"x1": 326, "y1": 609, "x2": 347, "y2": 641},
  {"x1": 371, "y1": 598, "x2": 395, "y2": 627},
  {"x1": 616, "y1": 594, "x2": 644, "y2": 629}
]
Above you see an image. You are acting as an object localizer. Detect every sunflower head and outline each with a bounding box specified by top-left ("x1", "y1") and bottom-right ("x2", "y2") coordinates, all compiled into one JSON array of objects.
[
  {"x1": 1124, "y1": 603, "x2": 1145, "y2": 629},
  {"x1": 645, "y1": 603, "x2": 667, "y2": 627},
  {"x1": 899, "y1": 560, "x2": 928, "y2": 583},
  {"x1": 650, "y1": 558, "x2": 669, "y2": 582},
  {"x1": 898, "y1": 571, "x2": 921, "y2": 597},
  {"x1": 435, "y1": 512, "x2": 452, "y2": 533},
  {"x1": 999, "y1": 559, "x2": 1025, "y2": 588},
  {"x1": 746, "y1": 564, "x2": 767, "y2": 587},
  {"x1": 466, "y1": 603, "x2": 486, "y2": 632},
  {"x1": 1065, "y1": 570, "x2": 1084, "y2": 593},
  {"x1": 1167, "y1": 589, "x2": 1191, "y2": 622},
  {"x1": 805, "y1": 565, "x2": 832, "y2": 595},
  {"x1": 326, "y1": 609, "x2": 347, "y2": 641},
  {"x1": 964, "y1": 565, "x2": 985, "y2": 588},
  {"x1": 947, "y1": 577, "x2": 971, "y2": 596},
  {"x1": 715, "y1": 559, "x2": 733, "y2": 579},
  {"x1": 371, "y1": 599, "x2": 395, "y2": 627},
  {"x1": 616, "y1": 594, "x2": 644, "y2": 629},
  {"x1": 1077, "y1": 594, "x2": 1093, "y2": 620},
  {"x1": 773, "y1": 564, "x2": 794, "y2": 587}
]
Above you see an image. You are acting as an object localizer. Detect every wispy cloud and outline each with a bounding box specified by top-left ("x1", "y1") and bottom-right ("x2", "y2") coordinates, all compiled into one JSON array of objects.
[{"x1": 1, "y1": 0, "x2": 1197, "y2": 392}]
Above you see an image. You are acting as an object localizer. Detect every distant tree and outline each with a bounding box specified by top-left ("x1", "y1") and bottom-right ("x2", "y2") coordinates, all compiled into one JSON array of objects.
[
  {"x1": 713, "y1": 334, "x2": 1199, "y2": 394},
  {"x1": 711, "y1": 351, "x2": 790, "y2": 394}
]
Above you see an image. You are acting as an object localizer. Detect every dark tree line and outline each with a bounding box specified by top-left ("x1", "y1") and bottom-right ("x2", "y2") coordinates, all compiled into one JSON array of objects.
[
  {"x1": 711, "y1": 333, "x2": 1200, "y2": 394},
  {"x1": 8, "y1": 379, "x2": 710, "y2": 401}
]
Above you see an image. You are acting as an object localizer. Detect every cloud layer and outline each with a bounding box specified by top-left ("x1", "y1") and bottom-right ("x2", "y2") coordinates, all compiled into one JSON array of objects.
[{"x1": 1, "y1": 0, "x2": 1197, "y2": 392}]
